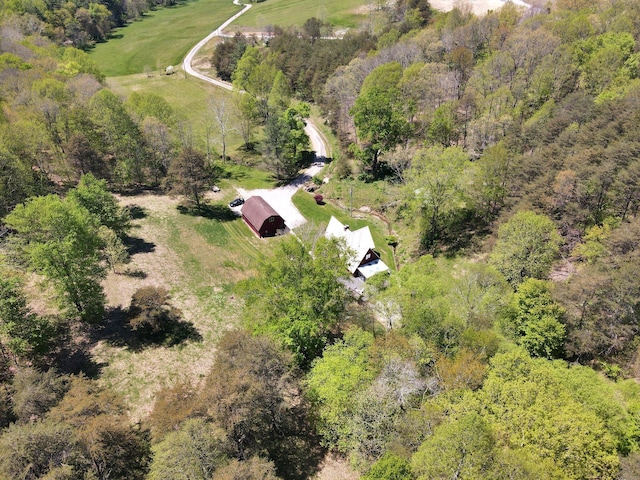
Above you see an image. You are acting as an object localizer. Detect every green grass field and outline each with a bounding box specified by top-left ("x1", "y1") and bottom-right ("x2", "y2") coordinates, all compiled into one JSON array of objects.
[
  {"x1": 229, "y1": 0, "x2": 369, "y2": 29},
  {"x1": 91, "y1": 0, "x2": 240, "y2": 76}
]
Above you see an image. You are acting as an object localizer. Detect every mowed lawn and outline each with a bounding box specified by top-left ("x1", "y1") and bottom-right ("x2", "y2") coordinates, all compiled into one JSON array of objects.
[
  {"x1": 107, "y1": 73, "x2": 256, "y2": 158},
  {"x1": 230, "y1": 0, "x2": 369, "y2": 29},
  {"x1": 293, "y1": 189, "x2": 396, "y2": 270},
  {"x1": 90, "y1": 0, "x2": 240, "y2": 76}
]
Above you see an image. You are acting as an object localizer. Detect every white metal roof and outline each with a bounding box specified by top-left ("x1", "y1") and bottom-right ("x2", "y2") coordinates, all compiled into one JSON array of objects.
[{"x1": 325, "y1": 216, "x2": 385, "y2": 275}]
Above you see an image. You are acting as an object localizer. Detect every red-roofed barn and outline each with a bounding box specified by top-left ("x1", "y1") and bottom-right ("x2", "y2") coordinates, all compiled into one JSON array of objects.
[{"x1": 241, "y1": 196, "x2": 286, "y2": 237}]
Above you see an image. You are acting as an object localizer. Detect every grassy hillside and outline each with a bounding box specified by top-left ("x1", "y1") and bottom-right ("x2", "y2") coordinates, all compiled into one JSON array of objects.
[
  {"x1": 90, "y1": 0, "x2": 240, "y2": 76},
  {"x1": 229, "y1": 0, "x2": 369, "y2": 29}
]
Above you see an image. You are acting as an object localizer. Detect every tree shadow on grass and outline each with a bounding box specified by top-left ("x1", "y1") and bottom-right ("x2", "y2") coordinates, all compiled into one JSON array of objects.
[
  {"x1": 90, "y1": 306, "x2": 202, "y2": 353},
  {"x1": 124, "y1": 235, "x2": 156, "y2": 255},
  {"x1": 47, "y1": 323, "x2": 106, "y2": 378},
  {"x1": 177, "y1": 203, "x2": 237, "y2": 221},
  {"x1": 126, "y1": 204, "x2": 147, "y2": 220}
]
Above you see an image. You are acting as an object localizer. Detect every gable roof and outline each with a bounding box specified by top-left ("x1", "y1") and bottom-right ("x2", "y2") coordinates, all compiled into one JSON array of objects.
[
  {"x1": 325, "y1": 216, "x2": 377, "y2": 274},
  {"x1": 242, "y1": 196, "x2": 283, "y2": 229}
]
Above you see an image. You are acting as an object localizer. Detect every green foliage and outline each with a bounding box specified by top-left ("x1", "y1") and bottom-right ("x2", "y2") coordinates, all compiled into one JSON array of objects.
[
  {"x1": 490, "y1": 211, "x2": 562, "y2": 287},
  {"x1": 306, "y1": 327, "x2": 377, "y2": 450},
  {"x1": 363, "y1": 453, "x2": 414, "y2": 480},
  {"x1": 243, "y1": 237, "x2": 349, "y2": 367},
  {"x1": 0, "y1": 274, "x2": 58, "y2": 358},
  {"x1": 478, "y1": 350, "x2": 621, "y2": 480},
  {"x1": 351, "y1": 62, "x2": 411, "y2": 176},
  {"x1": 148, "y1": 418, "x2": 229, "y2": 480},
  {"x1": 411, "y1": 413, "x2": 495, "y2": 479},
  {"x1": 168, "y1": 147, "x2": 212, "y2": 207},
  {"x1": 67, "y1": 173, "x2": 131, "y2": 238},
  {"x1": 573, "y1": 32, "x2": 640, "y2": 99},
  {"x1": 4, "y1": 194, "x2": 106, "y2": 322},
  {"x1": 263, "y1": 104, "x2": 311, "y2": 180},
  {"x1": 406, "y1": 146, "x2": 474, "y2": 250},
  {"x1": 501, "y1": 279, "x2": 566, "y2": 358},
  {"x1": 126, "y1": 92, "x2": 176, "y2": 126}
]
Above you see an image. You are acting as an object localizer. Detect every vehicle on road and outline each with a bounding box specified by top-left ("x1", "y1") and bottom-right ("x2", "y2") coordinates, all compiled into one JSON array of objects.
[{"x1": 229, "y1": 197, "x2": 244, "y2": 208}]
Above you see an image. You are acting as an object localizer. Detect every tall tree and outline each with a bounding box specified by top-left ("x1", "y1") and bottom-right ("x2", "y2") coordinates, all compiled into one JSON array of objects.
[
  {"x1": 242, "y1": 237, "x2": 349, "y2": 367},
  {"x1": 490, "y1": 211, "x2": 562, "y2": 287},
  {"x1": 168, "y1": 147, "x2": 211, "y2": 207},
  {"x1": 4, "y1": 194, "x2": 106, "y2": 322},
  {"x1": 350, "y1": 62, "x2": 411, "y2": 177}
]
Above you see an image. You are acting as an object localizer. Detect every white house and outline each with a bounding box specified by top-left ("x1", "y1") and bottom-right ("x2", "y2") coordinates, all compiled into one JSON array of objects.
[{"x1": 325, "y1": 216, "x2": 390, "y2": 280}]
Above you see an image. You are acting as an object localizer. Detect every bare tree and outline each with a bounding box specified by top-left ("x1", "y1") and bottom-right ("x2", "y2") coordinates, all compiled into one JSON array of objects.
[{"x1": 209, "y1": 95, "x2": 236, "y2": 162}]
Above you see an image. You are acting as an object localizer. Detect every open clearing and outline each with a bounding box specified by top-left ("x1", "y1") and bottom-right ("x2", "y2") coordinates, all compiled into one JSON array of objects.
[
  {"x1": 95, "y1": 191, "x2": 282, "y2": 421},
  {"x1": 90, "y1": 0, "x2": 240, "y2": 76}
]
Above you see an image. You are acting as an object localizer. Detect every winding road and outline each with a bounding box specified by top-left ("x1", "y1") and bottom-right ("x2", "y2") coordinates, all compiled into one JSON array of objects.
[
  {"x1": 181, "y1": 2, "x2": 329, "y2": 229},
  {"x1": 181, "y1": 0, "x2": 327, "y2": 158}
]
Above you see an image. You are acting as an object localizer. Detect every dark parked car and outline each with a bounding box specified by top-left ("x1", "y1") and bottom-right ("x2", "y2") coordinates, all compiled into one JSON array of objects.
[{"x1": 229, "y1": 197, "x2": 244, "y2": 208}]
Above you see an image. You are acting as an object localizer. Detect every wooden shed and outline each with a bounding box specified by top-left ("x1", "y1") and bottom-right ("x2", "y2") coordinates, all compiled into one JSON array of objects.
[{"x1": 241, "y1": 196, "x2": 286, "y2": 238}]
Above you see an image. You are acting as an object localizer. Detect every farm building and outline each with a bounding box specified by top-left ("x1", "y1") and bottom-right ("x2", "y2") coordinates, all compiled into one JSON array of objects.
[
  {"x1": 241, "y1": 196, "x2": 286, "y2": 237},
  {"x1": 325, "y1": 216, "x2": 390, "y2": 279}
]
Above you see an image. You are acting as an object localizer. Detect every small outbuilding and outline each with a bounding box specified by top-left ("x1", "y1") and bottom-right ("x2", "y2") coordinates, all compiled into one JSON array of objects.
[{"x1": 241, "y1": 196, "x2": 286, "y2": 238}]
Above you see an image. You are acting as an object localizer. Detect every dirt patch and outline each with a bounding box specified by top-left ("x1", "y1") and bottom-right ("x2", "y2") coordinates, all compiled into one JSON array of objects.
[{"x1": 313, "y1": 453, "x2": 360, "y2": 480}]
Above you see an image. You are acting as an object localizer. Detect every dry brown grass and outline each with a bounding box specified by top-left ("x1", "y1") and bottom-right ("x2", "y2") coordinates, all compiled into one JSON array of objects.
[
  {"x1": 313, "y1": 454, "x2": 360, "y2": 480},
  {"x1": 95, "y1": 192, "x2": 257, "y2": 422}
]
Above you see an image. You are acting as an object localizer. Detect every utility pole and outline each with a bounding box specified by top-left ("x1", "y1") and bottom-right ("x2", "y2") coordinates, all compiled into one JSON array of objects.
[{"x1": 350, "y1": 184, "x2": 353, "y2": 217}]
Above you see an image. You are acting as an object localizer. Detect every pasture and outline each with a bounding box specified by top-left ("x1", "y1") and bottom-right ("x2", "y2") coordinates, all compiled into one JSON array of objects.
[{"x1": 90, "y1": 0, "x2": 240, "y2": 76}]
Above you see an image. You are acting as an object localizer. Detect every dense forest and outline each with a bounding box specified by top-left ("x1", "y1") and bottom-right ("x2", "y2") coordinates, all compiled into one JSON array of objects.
[{"x1": 2, "y1": 0, "x2": 640, "y2": 478}]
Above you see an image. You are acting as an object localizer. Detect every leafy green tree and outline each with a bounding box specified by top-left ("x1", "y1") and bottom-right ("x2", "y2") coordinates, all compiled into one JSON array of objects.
[
  {"x1": 4, "y1": 194, "x2": 106, "y2": 322},
  {"x1": 478, "y1": 350, "x2": 620, "y2": 480},
  {"x1": 148, "y1": 418, "x2": 229, "y2": 480},
  {"x1": 168, "y1": 147, "x2": 211, "y2": 207},
  {"x1": 89, "y1": 89, "x2": 146, "y2": 186},
  {"x1": 350, "y1": 62, "x2": 411, "y2": 176},
  {"x1": 0, "y1": 274, "x2": 58, "y2": 359},
  {"x1": 126, "y1": 92, "x2": 175, "y2": 126},
  {"x1": 263, "y1": 104, "x2": 310, "y2": 180},
  {"x1": 212, "y1": 32, "x2": 248, "y2": 82},
  {"x1": 243, "y1": 237, "x2": 349, "y2": 367},
  {"x1": 411, "y1": 413, "x2": 495, "y2": 480},
  {"x1": 364, "y1": 453, "x2": 414, "y2": 480},
  {"x1": 501, "y1": 279, "x2": 565, "y2": 358},
  {"x1": 306, "y1": 328, "x2": 377, "y2": 450},
  {"x1": 490, "y1": 211, "x2": 562, "y2": 286},
  {"x1": 406, "y1": 146, "x2": 474, "y2": 250},
  {"x1": 98, "y1": 226, "x2": 129, "y2": 273},
  {"x1": 67, "y1": 173, "x2": 131, "y2": 238}
]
